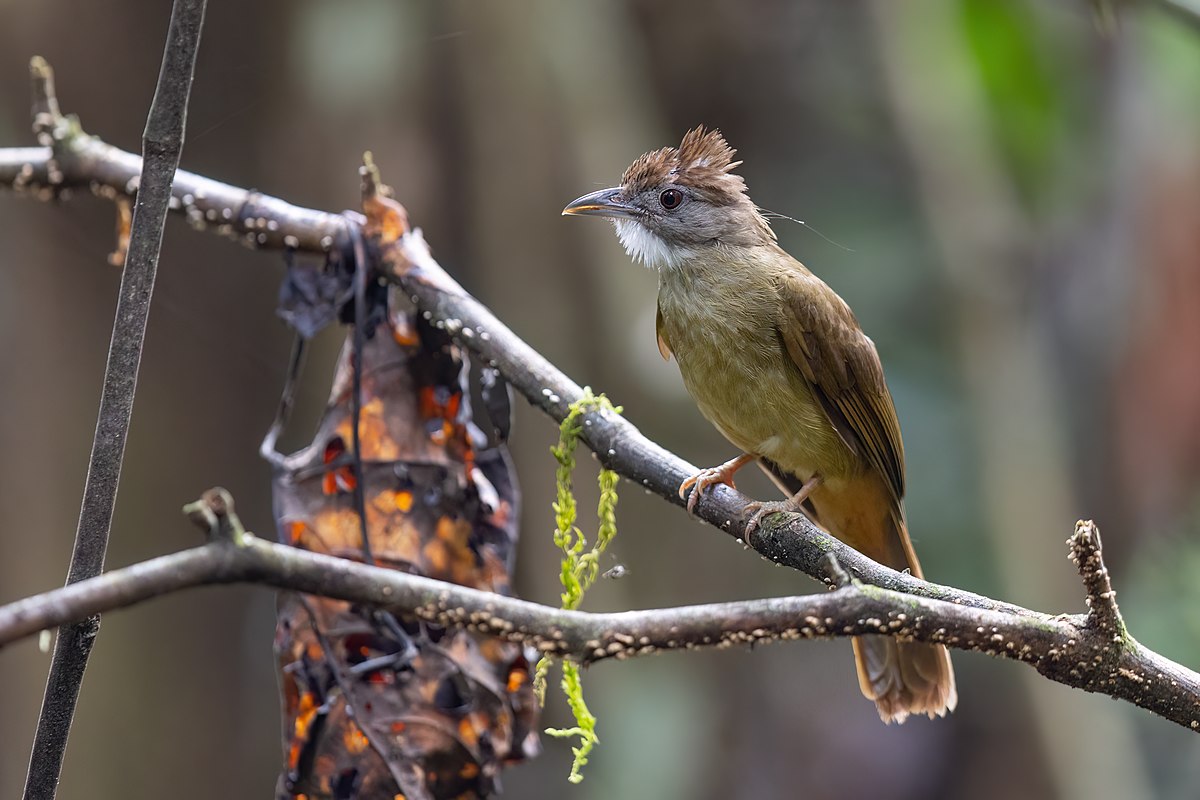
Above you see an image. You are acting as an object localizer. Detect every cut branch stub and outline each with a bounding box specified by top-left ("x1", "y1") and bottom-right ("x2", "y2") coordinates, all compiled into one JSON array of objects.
[
  {"x1": 182, "y1": 487, "x2": 250, "y2": 546},
  {"x1": 1069, "y1": 519, "x2": 1124, "y2": 638}
]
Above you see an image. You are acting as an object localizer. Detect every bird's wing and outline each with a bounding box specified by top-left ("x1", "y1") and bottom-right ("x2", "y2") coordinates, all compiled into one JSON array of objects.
[
  {"x1": 655, "y1": 303, "x2": 672, "y2": 361},
  {"x1": 776, "y1": 272, "x2": 905, "y2": 504}
]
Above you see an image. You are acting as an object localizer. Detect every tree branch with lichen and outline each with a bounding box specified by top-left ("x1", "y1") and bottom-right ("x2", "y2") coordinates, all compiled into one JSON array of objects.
[
  {"x1": 2, "y1": 59, "x2": 1200, "y2": 735},
  {"x1": 0, "y1": 492, "x2": 1197, "y2": 732}
]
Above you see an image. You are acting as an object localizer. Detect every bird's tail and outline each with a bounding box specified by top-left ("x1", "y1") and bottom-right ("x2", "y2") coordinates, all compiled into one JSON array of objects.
[{"x1": 852, "y1": 510, "x2": 957, "y2": 723}]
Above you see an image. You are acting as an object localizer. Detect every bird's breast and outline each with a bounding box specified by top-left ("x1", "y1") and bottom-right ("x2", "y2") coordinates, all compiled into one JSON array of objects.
[{"x1": 657, "y1": 270, "x2": 855, "y2": 480}]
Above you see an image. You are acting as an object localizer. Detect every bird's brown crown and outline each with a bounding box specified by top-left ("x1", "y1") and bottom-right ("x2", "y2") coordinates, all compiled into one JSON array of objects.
[{"x1": 622, "y1": 127, "x2": 748, "y2": 205}]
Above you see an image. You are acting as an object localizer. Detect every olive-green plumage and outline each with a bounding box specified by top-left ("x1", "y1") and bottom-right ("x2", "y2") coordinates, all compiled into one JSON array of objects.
[{"x1": 564, "y1": 127, "x2": 956, "y2": 722}]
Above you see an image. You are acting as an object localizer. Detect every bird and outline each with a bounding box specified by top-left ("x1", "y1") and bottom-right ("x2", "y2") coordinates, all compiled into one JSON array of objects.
[{"x1": 561, "y1": 127, "x2": 956, "y2": 723}]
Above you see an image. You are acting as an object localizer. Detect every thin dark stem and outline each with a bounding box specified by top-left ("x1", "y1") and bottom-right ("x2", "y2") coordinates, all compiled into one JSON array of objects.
[
  {"x1": 345, "y1": 220, "x2": 374, "y2": 564},
  {"x1": 23, "y1": 5, "x2": 207, "y2": 799},
  {"x1": 259, "y1": 334, "x2": 306, "y2": 467}
]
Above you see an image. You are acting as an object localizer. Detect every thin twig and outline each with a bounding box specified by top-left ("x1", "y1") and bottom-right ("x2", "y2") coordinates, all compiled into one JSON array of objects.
[
  {"x1": 259, "y1": 335, "x2": 307, "y2": 467},
  {"x1": 0, "y1": 142, "x2": 346, "y2": 252},
  {"x1": 23, "y1": 5, "x2": 207, "y2": 799},
  {"x1": 344, "y1": 219, "x2": 374, "y2": 565},
  {"x1": 0, "y1": 498, "x2": 1196, "y2": 732}
]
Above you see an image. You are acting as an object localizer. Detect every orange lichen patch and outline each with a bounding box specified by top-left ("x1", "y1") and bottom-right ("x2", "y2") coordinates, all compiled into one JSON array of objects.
[
  {"x1": 414, "y1": 516, "x2": 481, "y2": 584},
  {"x1": 334, "y1": 397, "x2": 400, "y2": 461},
  {"x1": 418, "y1": 388, "x2": 437, "y2": 418},
  {"x1": 285, "y1": 519, "x2": 335, "y2": 553},
  {"x1": 422, "y1": 538, "x2": 449, "y2": 576},
  {"x1": 314, "y1": 754, "x2": 337, "y2": 780},
  {"x1": 377, "y1": 526, "x2": 423, "y2": 567},
  {"x1": 323, "y1": 436, "x2": 347, "y2": 462},
  {"x1": 415, "y1": 386, "x2": 478, "y2": 464},
  {"x1": 293, "y1": 693, "x2": 319, "y2": 748},
  {"x1": 390, "y1": 311, "x2": 420, "y2": 346},
  {"x1": 371, "y1": 519, "x2": 423, "y2": 566},
  {"x1": 369, "y1": 490, "x2": 396, "y2": 516},
  {"x1": 360, "y1": 402, "x2": 399, "y2": 461},
  {"x1": 475, "y1": 638, "x2": 506, "y2": 664},
  {"x1": 431, "y1": 516, "x2": 483, "y2": 585},
  {"x1": 368, "y1": 670, "x2": 394, "y2": 686},
  {"x1": 436, "y1": 515, "x2": 468, "y2": 545},
  {"x1": 418, "y1": 387, "x2": 462, "y2": 422},
  {"x1": 428, "y1": 421, "x2": 451, "y2": 447},
  {"x1": 506, "y1": 665, "x2": 528, "y2": 694},
  {"x1": 322, "y1": 437, "x2": 357, "y2": 495},
  {"x1": 390, "y1": 721, "x2": 407, "y2": 735},
  {"x1": 311, "y1": 507, "x2": 367, "y2": 552},
  {"x1": 369, "y1": 489, "x2": 413, "y2": 518},
  {"x1": 481, "y1": 489, "x2": 513, "y2": 528},
  {"x1": 476, "y1": 549, "x2": 512, "y2": 596},
  {"x1": 287, "y1": 520, "x2": 308, "y2": 545},
  {"x1": 280, "y1": 677, "x2": 302, "y2": 715},
  {"x1": 362, "y1": 190, "x2": 409, "y2": 246},
  {"x1": 457, "y1": 718, "x2": 479, "y2": 748},
  {"x1": 344, "y1": 723, "x2": 372, "y2": 755}
]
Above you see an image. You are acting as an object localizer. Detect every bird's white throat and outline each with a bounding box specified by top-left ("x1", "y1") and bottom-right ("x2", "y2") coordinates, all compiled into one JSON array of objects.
[{"x1": 613, "y1": 219, "x2": 680, "y2": 271}]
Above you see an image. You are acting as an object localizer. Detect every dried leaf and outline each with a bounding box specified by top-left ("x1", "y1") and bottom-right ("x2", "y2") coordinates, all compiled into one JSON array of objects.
[{"x1": 271, "y1": 205, "x2": 538, "y2": 799}]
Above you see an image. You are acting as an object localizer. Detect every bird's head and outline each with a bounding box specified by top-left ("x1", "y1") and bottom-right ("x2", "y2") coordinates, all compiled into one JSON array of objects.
[{"x1": 562, "y1": 127, "x2": 775, "y2": 271}]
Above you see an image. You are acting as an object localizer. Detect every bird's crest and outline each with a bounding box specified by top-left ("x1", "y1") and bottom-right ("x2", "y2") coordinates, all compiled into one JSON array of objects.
[{"x1": 622, "y1": 127, "x2": 748, "y2": 203}]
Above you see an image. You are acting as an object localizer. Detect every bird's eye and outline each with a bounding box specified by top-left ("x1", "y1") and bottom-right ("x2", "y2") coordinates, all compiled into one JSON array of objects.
[{"x1": 659, "y1": 189, "x2": 683, "y2": 210}]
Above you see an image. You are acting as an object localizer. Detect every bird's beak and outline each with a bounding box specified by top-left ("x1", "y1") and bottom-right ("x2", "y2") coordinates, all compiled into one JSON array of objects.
[{"x1": 561, "y1": 187, "x2": 641, "y2": 220}]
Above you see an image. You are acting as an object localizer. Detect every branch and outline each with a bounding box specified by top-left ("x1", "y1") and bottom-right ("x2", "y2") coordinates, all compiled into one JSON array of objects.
[
  {"x1": 2, "y1": 72, "x2": 1199, "y2": 734},
  {"x1": 0, "y1": 540, "x2": 1056, "y2": 661},
  {"x1": 23, "y1": 6, "x2": 207, "y2": 798},
  {"x1": 375, "y1": 211, "x2": 1034, "y2": 616},
  {"x1": 0, "y1": 492, "x2": 1196, "y2": 731},
  {"x1": 2, "y1": 77, "x2": 344, "y2": 253}
]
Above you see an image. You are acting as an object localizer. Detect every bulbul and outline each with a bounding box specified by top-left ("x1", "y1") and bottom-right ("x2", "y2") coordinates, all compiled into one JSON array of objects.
[{"x1": 562, "y1": 127, "x2": 956, "y2": 723}]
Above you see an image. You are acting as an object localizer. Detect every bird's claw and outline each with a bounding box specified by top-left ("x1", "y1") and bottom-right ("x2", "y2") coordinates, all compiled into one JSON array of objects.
[
  {"x1": 743, "y1": 473, "x2": 823, "y2": 544},
  {"x1": 679, "y1": 467, "x2": 736, "y2": 514},
  {"x1": 742, "y1": 499, "x2": 800, "y2": 544}
]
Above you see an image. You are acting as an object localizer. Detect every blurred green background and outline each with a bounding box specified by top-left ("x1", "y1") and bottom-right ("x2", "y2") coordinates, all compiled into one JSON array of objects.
[{"x1": 2, "y1": 1, "x2": 1200, "y2": 798}]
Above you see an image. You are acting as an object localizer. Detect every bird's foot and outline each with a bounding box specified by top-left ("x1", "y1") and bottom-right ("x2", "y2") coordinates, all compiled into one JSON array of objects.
[
  {"x1": 743, "y1": 499, "x2": 801, "y2": 543},
  {"x1": 679, "y1": 454, "x2": 756, "y2": 514},
  {"x1": 743, "y1": 473, "x2": 824, "y2": 544}
]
